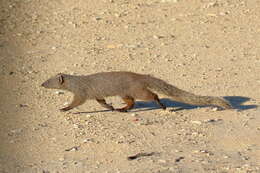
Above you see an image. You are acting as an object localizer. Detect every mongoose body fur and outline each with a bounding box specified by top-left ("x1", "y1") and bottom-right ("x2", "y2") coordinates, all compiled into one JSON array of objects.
[{"x1": 41, "y1": 71, "x2": 232, "y2": 112}]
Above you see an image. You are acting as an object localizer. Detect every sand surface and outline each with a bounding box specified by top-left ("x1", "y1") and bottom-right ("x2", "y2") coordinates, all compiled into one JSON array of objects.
[{"x1": 0, "y1": 0, "x2": 260, "y2": 172}]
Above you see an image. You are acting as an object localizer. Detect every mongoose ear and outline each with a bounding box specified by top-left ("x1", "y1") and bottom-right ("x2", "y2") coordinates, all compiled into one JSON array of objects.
[{"x1": 58, "y1": 74, "x2": 64, "y2": 84}]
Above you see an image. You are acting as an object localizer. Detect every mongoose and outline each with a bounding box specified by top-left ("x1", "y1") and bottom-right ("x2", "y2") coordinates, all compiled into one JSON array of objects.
[{"x1": 41, "y1": 71, "x2": 232, "y2": 112}]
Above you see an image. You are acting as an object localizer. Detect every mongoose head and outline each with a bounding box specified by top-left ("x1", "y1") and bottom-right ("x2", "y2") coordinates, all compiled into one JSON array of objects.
[{"x1": 41, "y1": 73, "x2": 66, "y2": 89}]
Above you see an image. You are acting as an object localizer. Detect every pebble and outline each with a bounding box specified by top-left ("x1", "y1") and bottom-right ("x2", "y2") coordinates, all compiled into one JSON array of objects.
[
  {"x1": 223, "y1": 155, "x2": 230, "y2": 159},
  {"x1": 131, "y1": 113, "x2": 138, "y2": 117},
  {"x1": 106, "y1": 44, "x2": 117, "y2": 49},
  {"x1": 65, "y1": 146, "x2": 79, "y2": 152},
  {"x1": 93, "y1": 17, "x2": 102, "y2": 21},
  {"x1": 83, "y1": 138, "x2": 94, "y2": 143},
  {"x1": 175, "y1": 156, "x2": 184, "y2": 162},
  {"x1": 193, "y1": 150, "x2": 200, "y2": 153},
  {"x1": 73, "y1": 124, "x2": 79, "y2": 129},
  {"x1": 114, "y1": 13, "x2": 121, "y2": 17},
  {"x1": 153, "y1": 35, "x2": 163, "y2": 39},
  {"x1": 38, "y1": 122, "x2": 48, "y2": 127},
  {"x1": 9, "y1": 128, "x2": 23, "y2": 135},
  {"x1": 190, "y1": 120, "x2": 202, "y2": 125},
  {"x1": 219, "y1": 12, "x2": 229, "y2": 16},
  {"x1": 19, "y1": 104, "x2": 28, "y2": 108},
  {"x1": 204, "y1": 2, "x2": 218, "y2": 8},
  {"x1": 86, "y1": 114, "x2": 92, "y2": 118},
  {"x1": 59, "y1": 157, "x2": 65, "y2": 161},
  {"x1": 212, "y1": 107, "x2": 219, "y2": 111},
  {"x1": 158, "y1": 159, "x2": 167, "y2": 163},
  {"x1": 55, "y1": 91, "x2": 64, "y2": 95},
  {"x1": 204, "y1": 119, "x2": 222, "y2": 123}
]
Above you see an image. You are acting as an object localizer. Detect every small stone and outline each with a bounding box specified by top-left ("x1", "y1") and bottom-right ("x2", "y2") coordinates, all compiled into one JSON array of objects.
[
  {"x1": 219, "y1": 12, "x2": 229, "y2": 16},
  {"x1": 94, "y1": 17, "x2": 102, "y2": 21},
  {"x1": 19, "y1": 104, "x2": 28, "y2": 108},
  {"x1": 153, "y1": 35, "x2": 163, "y2": 39},
  {"x1": 86, "y1": 114, "x2": 92, "y2": 118},
  {"x1": 212, "y1": 107, "x2": 219, "y2": 111},
  {"x1": 114, "y1": 13, "x2": 121, "y2": 17},
  {"x1": 216, "y1": 67, "x2": 223, "y2": 71},
  {"x1": 204, "y1": 2, "x2": 218, "y2": 8},
  {"x1": 9, "y1": 128, "x2": 23, "y2": 135},
  {"x1": 204, "y1": 119, "x2": 222, "y2": 123},
  {"x1": 33, "y1": 127, "x2": 40, "y2": 131},
  {"x1": 131, "y1": 113, "x2": 137, "y2": 117},
  {"x1": 55, "y1": 91, "x2": 64, "y2": 95},
  {"x1": 83, "y1": 138, "x2": 94, "y2": 143},
  {"x1": 193, "y1": 150, "x2": 200, "y2": 153},
  {"x1": 223, "y1": 155, "x2": 229, "y2": 159},
  {"x1": 38, "y1": 122, "x2": 48, "y2": 127},
  {"x1": 175, "y1": 156, "x2": 184, "y2": 162},
  {"x1": 200, "y1": 150, "x2": 210, "y2": 154},
  {"x1": 158, "y1": 159, "x2": 167, "y2": 163},
  {"x1": 65, "y1": 146, "x2": 79, "y2": 151},
  {"x1": 59, "y1": 157, "x2": 65, "y2": 161},
  {"x1": 190, "y1": 120, "x2": 202, "y2": 125}
]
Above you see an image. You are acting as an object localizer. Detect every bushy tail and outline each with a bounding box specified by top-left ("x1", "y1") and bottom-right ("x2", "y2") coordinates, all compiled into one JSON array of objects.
[{"x1": 145, "y1": 76, "x2": 232, "y2": 109}]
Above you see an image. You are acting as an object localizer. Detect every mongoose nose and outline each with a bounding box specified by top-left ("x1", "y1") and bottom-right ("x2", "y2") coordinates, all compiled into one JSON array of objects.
[{"x1": 41, "y1": 82, "x2": 45, "y2": 87}]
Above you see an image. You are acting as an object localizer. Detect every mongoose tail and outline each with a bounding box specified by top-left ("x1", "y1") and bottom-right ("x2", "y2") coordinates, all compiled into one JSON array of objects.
[{"x1": 146, "y1": 77, "x2": 232, "y2": 109}]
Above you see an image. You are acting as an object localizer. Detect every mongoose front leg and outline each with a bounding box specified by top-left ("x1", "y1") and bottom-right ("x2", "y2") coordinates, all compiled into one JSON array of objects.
[
  {"x1": 116, "y1": 96, "x2": 135, "y2": 112},
  {"x1": 96, "y1": 99, "x2": 115, "y2": 111},
  {"x1": 60, "y1": 95, "x2": 86, "y2": 112}
]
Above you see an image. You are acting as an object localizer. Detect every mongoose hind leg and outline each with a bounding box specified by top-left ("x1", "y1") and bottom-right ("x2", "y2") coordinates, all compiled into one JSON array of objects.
[
  {"x1": 138, "y1": 89, "x2": 166, "y2": 110},
  {"x1": 60, "y1": 95, "x2": 86, "y2": 112},
  {"x1": 96, "y1": 98, "x2": 115, "y2": 111},
  {"x1": 115, "y1": 96, "x2": 135, "y2": 112},
  {"x1": 154, "y1": 95, "x2": 166, "y2": 110}
]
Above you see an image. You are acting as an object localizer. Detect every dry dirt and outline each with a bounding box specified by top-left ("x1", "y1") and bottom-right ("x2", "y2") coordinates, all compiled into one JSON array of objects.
[{"x1": 0, "y1": 0, "x2": 260, "y2": 173}]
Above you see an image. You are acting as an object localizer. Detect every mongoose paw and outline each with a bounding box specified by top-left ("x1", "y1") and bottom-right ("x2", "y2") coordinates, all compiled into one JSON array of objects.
[
  {"x1": 161, "y1": 106, "x2": 166, "y2": 110},
  {"x1": 115, "y1": 108, "x2": 128, "y2": 112},
  {"x1": 60, "y1": 107, "x2": 71, "y2": 112}
]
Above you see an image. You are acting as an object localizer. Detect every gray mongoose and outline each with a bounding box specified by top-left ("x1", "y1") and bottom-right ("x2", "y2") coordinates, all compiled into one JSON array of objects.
[{"x1": 41, "y1": 71, "x2": 232, "y2": 112}]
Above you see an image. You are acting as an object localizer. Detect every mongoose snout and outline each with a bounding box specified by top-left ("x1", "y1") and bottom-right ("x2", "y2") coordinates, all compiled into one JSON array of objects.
[
  {"x1": 41, "y1": 73, "x2": 65, "y2": 89},
  {"x1": 41, "y1": 81, "x2": 47, "y2": 88}
]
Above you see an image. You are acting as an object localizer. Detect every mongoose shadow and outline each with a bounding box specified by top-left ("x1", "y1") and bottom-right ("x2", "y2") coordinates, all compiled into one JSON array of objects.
[
  {"x1": 223, "y1": 96, "x2": 257, "y2": 110},
  {"x1": 74, "y1": 96, "x2": 257, "y2": 114},
  {"x1": 134, "y1": 96, "x2": 258, "y2": 112}
]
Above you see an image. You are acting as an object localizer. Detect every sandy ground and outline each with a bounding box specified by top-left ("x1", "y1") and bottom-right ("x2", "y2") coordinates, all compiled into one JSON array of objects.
[{"x1": 0, "y1": 0, "x2": 260, "y2": 172}]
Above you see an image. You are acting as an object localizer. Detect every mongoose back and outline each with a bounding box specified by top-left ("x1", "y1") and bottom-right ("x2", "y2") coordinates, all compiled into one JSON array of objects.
[{"x1": 41, "y1": 71, "x2": 232, "y2": 112}]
